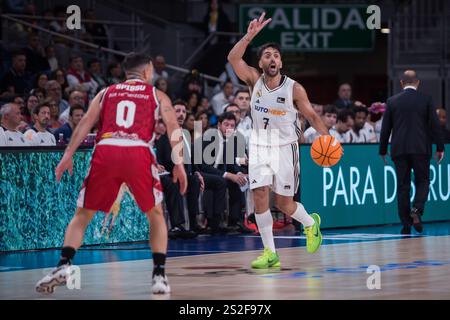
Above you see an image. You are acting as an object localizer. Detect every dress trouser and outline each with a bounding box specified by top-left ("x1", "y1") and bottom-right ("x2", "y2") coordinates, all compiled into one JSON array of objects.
[{"x1": 393, "y1": 154, "x2": 430, "y2": 226}]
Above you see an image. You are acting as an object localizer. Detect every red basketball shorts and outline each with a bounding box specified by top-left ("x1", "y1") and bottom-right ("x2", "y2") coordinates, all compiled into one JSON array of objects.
[{"x1": 77, "y1": 143, "x2": 163, "y2": 213}]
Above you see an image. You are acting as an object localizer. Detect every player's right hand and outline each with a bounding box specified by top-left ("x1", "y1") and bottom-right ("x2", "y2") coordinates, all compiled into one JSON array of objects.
[
  {"x1": 55, "y1": 153, "x2": 73, "y2": 182},
  {"x1": 246, "y1": 12, "x2": 272, "y2": 40},
  {"x1": 173, "y1": 164, "x2": 188, "y2": 195}
]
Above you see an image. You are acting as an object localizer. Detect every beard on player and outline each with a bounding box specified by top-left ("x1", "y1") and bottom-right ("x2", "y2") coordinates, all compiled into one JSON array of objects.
[{"x1": 262, "y1": 59, "x2": 281, "y2": 78}]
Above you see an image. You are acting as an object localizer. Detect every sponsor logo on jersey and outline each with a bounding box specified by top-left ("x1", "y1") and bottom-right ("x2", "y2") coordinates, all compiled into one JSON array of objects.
[
  {"x1": 284, "y1": 185, "x2": 291, "y2": 190},
  {"x1": 277, "y1": 97, "x2": 285, "y2": 104},
  {"x1": 256, "y1": 90, "x2": 262, "y2": 98},
  {"x1": 254, "y1": 105, "x2": 287, "y2": 117}
]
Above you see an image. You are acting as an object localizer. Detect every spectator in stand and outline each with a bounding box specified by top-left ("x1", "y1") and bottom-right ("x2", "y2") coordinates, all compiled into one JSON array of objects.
[
  {"x1": 155, "y1": 78, "x2": 168, "y2": 93},
  {"x1": 211, "y1": 80, "x2": 234, "y2": 116},
  {"x1": 195, "y1": 110, "x2": 210, "y2": 139},
  {"x1": 203, "y1": 0, "x2": 232, "y2": 45},
  {"x1": 47, "y1": 99, "x2": 64, "y2": 132},
  {"x1": 22, "y1": 33, "x2": 50, "y2": 74},
  {"x1": 88, "y1": 59, "x2": 107, "y2": 91},
  {"x1": 21, "y1": 94, "x2": 39, "y2": 125},
  {"x1": 184, "y1": 112, "x2": 196, "y2": 143},
  {"x1": 183, "y1": 74, "x2": 203, "y2": 97},
  {"x1": 107, "y1": 61, "x2": 124, "y2": 85},
  {"x1": 197, "y1": 97, "x2": 210, "y2": 113},
  {"x1": 45, "y1": 80, "x2": 69, "y2": 115},
  {"x1": 51, "y1": 68, "x2": 69, "y2": 94},
  {"x1": 233, "y1": 89, "x2": 252, "y2": 145},
  {"x1": 334, "y1": 83, "x2": 364, "y2": 110},
  {"x1": 349, "y1": 106, "x2": 377, "y2": 143},
  {"x1": 45, "y1": 45, "x2": 59, "y2": 72},
  {"x1": 59, "y1": 90, "x2": 86, "y2": 124},
  {"x1": 33, "y1": 72, "x2": 49, "y2": 92},
  {"x1": 84, "y1": 10, "x2": 109, "y2": 49},
  {"x1": 66, "y1": 55, "x2": 98, "y2": 102},
  {"x1": 24, "y1": 102, "x2": 55, "y2": 146},
  {"x1": 0, "y1": 51, "x2": 32, "y2": 97},
  {"x1": 304, "y1": 104, "x2": 337, "y2": 143},
  {"x1": 152, "y1": 55, "x2": 169, "y2": 85},
  {"x1": 13, "y1": 95, "x2": 25, "y2": 113},
  {"x1": 30, "y1": 88, "x2": 46, "y2": 103},
  {"x1": 0, "y1": 103, "x2": 28, "y2": 146},
  {"x1": 436, "y1": 108, "x2": 450, "y2": 143},
  {"x1": 53, "y1": 104, "x2": 85, "y2": 144},
  {"x1": 186, "y1": 91, "x2": 200, "y2": 114},
  {"x1": 330, "y1": 110, "x2": 354, "y2": 143},
  {"x1": 154, "y1": 78, "x2": 172, "y2": 99}
]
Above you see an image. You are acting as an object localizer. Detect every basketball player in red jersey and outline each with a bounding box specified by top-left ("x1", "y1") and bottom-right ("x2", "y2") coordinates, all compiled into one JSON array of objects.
[{"x1": 36, "y1": 53, "x2": 187, "y2": 295}]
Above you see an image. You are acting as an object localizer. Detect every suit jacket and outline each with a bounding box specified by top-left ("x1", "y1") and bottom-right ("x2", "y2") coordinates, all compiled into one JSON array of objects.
[
  {"x1": 198, "y1": 130, "x2": 247, "y2": 177},
  {"x1": 379, "y1": 88, "x2": 444, "y2": 159},
  {"x1": 155, "y1": 133, "x2": 200, "y2": 176}
]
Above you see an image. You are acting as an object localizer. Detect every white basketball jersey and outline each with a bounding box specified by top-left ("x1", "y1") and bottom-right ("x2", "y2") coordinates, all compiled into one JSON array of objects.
[{"x1": 249, "y1": 75, "x2": 301, "y2": 146}]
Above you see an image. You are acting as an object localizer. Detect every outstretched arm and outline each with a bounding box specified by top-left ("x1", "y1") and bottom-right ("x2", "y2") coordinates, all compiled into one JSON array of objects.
[
  {"x1": 293, "y1": 82, "x2": 329, "y2": 136},
  {"x1": 227, "y1": 12, "x2": 271, "y2": 87}
]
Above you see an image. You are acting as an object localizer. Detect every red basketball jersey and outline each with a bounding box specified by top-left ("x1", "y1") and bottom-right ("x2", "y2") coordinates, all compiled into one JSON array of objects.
[{"x1": 96, "y1": 80, "x2": 159, "y2": 144}]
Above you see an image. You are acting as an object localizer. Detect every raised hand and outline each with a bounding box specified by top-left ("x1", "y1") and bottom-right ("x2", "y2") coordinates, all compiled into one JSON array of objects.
[{"x1": 246, "y1": 12, "x2": 272, "y2": 41}]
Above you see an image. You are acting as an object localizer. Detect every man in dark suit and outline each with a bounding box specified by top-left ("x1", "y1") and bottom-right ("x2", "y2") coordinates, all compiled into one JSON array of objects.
[
  {"x1": 199, "y1": 111, "x2": 253, "y2": 234},
  {"x1": 379, "y1": 70, "x2": 445, "y2": 234},
  {"x1": 156, "y1": 100, "x2": 227, "y2": 234}
]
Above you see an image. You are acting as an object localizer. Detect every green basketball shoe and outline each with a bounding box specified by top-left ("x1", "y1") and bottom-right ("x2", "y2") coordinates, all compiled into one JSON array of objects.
[
  {"x1": 304, "y1": 213, "x2": 322, "y2": 253},
  {"x1": 251, "y1": 248, "x2": 281, "y2": 269}
]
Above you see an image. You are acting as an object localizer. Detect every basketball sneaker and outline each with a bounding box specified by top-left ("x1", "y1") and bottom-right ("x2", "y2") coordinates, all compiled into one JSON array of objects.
[
  {"x1": 35, "y1": 264, "x2": 71, "y2": 294},
  {"x1": 304, "y1": 213, "x2": 322, "y2": 253},
  {"x1": 151, "y1": 275, "x2": 171, "y2": 294},
  {"x1": 251, "y1": 247, "x2": 281, "y2": 269}
]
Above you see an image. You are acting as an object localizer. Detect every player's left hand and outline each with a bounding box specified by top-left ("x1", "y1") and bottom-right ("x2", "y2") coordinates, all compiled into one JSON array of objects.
[{"x1": 55, "y1": 153, "x2": 73, "y2": 182}]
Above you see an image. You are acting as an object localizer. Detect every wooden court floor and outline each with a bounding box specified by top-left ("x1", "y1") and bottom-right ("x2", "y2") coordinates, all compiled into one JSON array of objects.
[{"x1": 1, "y1": 235, "x2": 450, "y2": 300}]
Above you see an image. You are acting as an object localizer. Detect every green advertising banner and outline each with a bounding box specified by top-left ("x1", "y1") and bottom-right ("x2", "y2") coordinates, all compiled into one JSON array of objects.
[
  {"x1": 300, "y1": 144, "x2": 450, "y2": 228},
  {"x1": 239, "y1": 4, "x2": 375, "y2": 52}
]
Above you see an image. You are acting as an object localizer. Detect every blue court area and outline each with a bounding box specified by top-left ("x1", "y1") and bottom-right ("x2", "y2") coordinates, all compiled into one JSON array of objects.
[{"x1": 1, "y1": 221, "x2": 449, "y2": 272}]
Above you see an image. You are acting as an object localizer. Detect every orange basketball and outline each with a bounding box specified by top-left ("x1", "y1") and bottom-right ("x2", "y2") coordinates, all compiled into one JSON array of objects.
[{"x1": 310, "y1": 135, "x2": 343, "y2": 167}]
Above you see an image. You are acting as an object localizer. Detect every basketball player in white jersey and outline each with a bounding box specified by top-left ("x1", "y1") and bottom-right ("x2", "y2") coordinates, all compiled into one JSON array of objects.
[{"x1": 228, "y1": 13, "x2": 330, "y2": 268}]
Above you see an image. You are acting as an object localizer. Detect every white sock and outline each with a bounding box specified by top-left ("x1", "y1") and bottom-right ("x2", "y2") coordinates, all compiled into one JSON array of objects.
[
  {"x1": 255, "y1": 209, "x2": 276, "y2": 253},
  {"x1": 291, "y1": 203, "x2": 315, "y2": 227}
]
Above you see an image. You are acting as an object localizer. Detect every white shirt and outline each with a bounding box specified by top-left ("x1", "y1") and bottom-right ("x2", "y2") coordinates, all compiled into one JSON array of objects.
[
  {"x1": 211, "y1": 92, "x2": 233, "y2": 116},
  {"x1": 0, "y1": 126, "x2": 28, "y2": 146},
  {"x1": 24, "y1": 127, "x2": 56, "y2": 146},
  {"x1": 48, "y1": 57, "x2": 58, "y2": 72},
  {"x1": 303, "y1": 126, "x2": 320, "y2": 143},
  {"x1": 236, "y1": 115, "x2": 252, "y2": 147},
  {"x1": 330, "y1": 126, "x2": 351, "y2": 143},
  {"x1": 363, "y1": 122, "x2": 377, "y2": 142}
]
